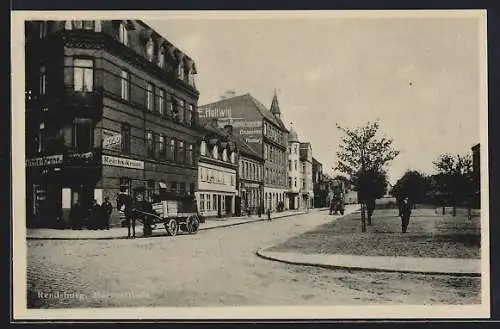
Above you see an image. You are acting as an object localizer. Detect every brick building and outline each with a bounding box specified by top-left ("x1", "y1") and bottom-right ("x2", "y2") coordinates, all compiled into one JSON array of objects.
[
  {"x1": 25, "y1": 20, "x2": 202, "y2": 228},
  {"x1": 198, "y1": 92, "x2": 289, "y2": 212}
]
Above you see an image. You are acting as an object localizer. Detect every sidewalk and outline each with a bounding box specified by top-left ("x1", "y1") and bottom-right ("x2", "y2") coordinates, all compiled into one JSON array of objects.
[
  {"x1": 26, "y1": 208, "x2": 328, "y2": 240},
  {"x1": 256, "y1": 249, "x2": 481, "y2": 277}
]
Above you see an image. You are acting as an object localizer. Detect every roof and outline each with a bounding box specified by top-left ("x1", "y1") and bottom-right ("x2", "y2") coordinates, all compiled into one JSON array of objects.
[
  {"x1": 270, "y1": 92, "x2": 281, "y2": 116},
  {"x1": 198, "y1": 118, "x2": 228, "y2": 138},
  {"x1": 288, "y1": 127, "x2": 299, "y2": 143},
  {"x1": 231, "y1": 133, "x2": 264, "y2": 161},
  {"x1": 249, "y1": 94, "x2": 288, "y2": 130}
]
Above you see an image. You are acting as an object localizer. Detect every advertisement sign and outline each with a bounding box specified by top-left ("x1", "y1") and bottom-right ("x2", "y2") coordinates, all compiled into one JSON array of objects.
[
  {"x1": 102, "y1": 155, "x2": 144, "y2": 170},
  {"x1": 102, "y1": 130, "x2": 122, "y2": 151},
  {"x1": 26, "y1": 155, "x2": 63, "y2": 167}
]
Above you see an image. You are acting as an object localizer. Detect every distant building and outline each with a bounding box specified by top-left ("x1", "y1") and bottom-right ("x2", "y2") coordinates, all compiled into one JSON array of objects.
[
  {"x1": 197, "y1": 119, "x2": 238, "y2": 217},
  {"x1": 471, "y1": 143, "x2": 480, "y2": 208},
  {"x1": 25, "y1": 20, "x2": 201, "y2": 228},
  {"x1": 312, "y1": 157, "x2": 327, "y2": 208},
  {"x1": 199, "y1": 91, "x2": 289, "y2": 212},
  {"x1": 286, "y1": 127, "x2": 301, "y2": 209},
  {"x1": 299, "y1": 142, "x2": 314, "y2": 209}
]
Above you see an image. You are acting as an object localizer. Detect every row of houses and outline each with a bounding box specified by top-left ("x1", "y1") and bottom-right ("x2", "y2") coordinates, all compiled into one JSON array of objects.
[{"x1": 24, "y1": 19, "x2": 333, "y2": 228}]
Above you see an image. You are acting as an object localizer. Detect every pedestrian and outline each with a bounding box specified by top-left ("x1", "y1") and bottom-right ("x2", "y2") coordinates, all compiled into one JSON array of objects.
[
  {"x1": 102, "y1": 197, "x2": 113, "y2": 230},
  {"x1": 117, "y1": 187, "x2": 134, "y2": 238},
  {"x1": 69, "y1": 200, "x2": 83, "y2": 230},
  {"x1": 267, "y1": 208, "x2": 272, "y2": 222},
  {"x1": 400, "y1": 197, "x2": 412, "y2": 233},
  {"x1": 134, "y1": 192, "x2": 154, "y2": 237},
  {"x1": 89, "y1": 199, "x2": 102, "y2": 230}
]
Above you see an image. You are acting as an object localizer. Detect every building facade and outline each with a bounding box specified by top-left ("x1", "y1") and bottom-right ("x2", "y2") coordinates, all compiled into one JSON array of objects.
[
  {"x1": 312, "y1": 157, "x2": 327, "y2": 208},
  {"x1": 286, "y1": 128, "x2": 301, "y2": 209},
  {"x1": 198, "y1": 92, "x2": 288, "y2": 212},
  {"x1": 299, "y1": 142, "x2": 314, "y2": 209},
  {"x1": 196, "y1": 119, "x2": 238, "y2": 218},
  {"x1": 25, "y1": 20, "x2": 202, "y2": 228}
]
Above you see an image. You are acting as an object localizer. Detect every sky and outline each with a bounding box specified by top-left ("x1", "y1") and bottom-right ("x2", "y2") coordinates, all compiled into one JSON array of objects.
[{"x1": 144, "y1": 12, "x2": 484, "y2": 185}]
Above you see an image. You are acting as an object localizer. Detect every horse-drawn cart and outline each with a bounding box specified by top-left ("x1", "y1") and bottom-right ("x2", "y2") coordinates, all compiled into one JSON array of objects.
[{"x1": 137, "y1": 192, "x2": 203, "y2": 237}]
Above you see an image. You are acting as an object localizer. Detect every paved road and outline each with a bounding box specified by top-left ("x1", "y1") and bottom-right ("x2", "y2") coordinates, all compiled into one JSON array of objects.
[{"x1": 27, "y1": 207, "x2": 480, "y2": 308}]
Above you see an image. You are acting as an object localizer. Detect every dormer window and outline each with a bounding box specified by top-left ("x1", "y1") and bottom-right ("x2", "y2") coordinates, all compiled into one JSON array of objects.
[
  {"x1": 119, "y1": 22, "x2": 129, "y2": 46},
  {"x1": 222, "y1": 149, "x2": 228, "y2": 162},
  {"x1": 177, "y1": 61, "x2": 185, "y2": 80},
  {"x1": 212, "y1": 145, "x2": 218, "y2": 159},
  {"x1": 230, "y1": 152, "x2": 236, "y2": 164},
  {"x1": 158, "y1": 46, "x2": 165, "y2": 68},
  {"x1": 146, "y1": 38, "x2": 154, "y2": 62}
]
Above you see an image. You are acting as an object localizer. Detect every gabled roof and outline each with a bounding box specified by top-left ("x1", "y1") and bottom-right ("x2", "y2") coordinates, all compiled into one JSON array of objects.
[{"x1": 249, "y1": 94, "x2": 288, "y2": 131}]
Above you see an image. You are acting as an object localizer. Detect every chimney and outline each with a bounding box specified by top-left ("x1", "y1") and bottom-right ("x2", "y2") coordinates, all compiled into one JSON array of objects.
[{"x1": 223, "y1": 125, "x2": 233, "y2": 136}]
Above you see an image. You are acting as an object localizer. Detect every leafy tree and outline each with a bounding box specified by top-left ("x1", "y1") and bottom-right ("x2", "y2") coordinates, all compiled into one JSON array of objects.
[
  {"x1": 336, "y1": 120, "x2": 399, "y2": 232},
  {"x1": 433, "y1": 153, "x2": 473, "y2": 216},
  {"x1": 353, "y1": 168, "x2": 388, "y2": 225},
  {"x1": 391, "y1": 170, "x2": 432, "y2": 206}
]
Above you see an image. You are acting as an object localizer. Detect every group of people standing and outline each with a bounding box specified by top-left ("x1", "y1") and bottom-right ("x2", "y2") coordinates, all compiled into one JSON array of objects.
[{"x1": 69, "y1": 198, "x2": 113, "y2": 230}]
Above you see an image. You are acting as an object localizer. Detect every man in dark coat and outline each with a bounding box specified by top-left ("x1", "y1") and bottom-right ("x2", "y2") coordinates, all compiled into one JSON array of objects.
[
  {"x1": 69, "y1": 200, "x2": 84, "y2": 230},
  {"x1": 134, "y1": 192, "x2": 154, "y2": 237},
  {"x1": 117, "y1": 188, "x2": 134, "y2": 238},
  {"x1": 101, "y1": 197, "x2": 113, "y2": 230},
  {"x1": 89, "y1": 199, "x2": 102, "y2": 230},
  {"x1": 400, "y1": 197, "x2": 412, "y2": 233}
]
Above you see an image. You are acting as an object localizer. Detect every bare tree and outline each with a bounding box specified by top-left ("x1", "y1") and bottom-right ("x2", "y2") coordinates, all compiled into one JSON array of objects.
[{"x1": 335, "y1": 121, "x2": 399, "y2": 232}]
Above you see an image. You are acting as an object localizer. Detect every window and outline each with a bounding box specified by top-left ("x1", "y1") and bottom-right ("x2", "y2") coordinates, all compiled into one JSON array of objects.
[
  {"x1": 121, "y1": 70, "x2": 129, "y2": 101},
  {"x1": 186, "y1": 104, "x2": 193, "y2": 126},
  {"x1": 73, "y1": 118, "x2": 93, "y2": 152},
  {"x1": 146, "y1": 130, "x2": 154, "y2": 157},
  {"x1": 294, "y1": 177, "x2": 297, "y2": 187},
  {"x1": 230, "y1": 152, "x2": 235, "y2": 164},
  {"x1": 154, "y1": 133, "x2": 161, "y2": 159},
  {"x1": 171, "y1": 181, "x2": 178, "y2": 193},
  {"x1": 230, "y1": 175, "x2": 234, "y2": 186},
  {"x1": 74, "y1": 58, "x2": 93, "y2": 92},
  {"x1": 200, "y1": 141, "x2": 206, "y2": 156},
  {"x1": 186, "y1": 144, "x2": 193, "y2": 165},
  {"x1": 177, "y1": 141, "x2": 185, "y2": 163},
  {"x1": 212, "y1": 145, "x2": 218, "y2": 160},
  {"x1": 158, "y1": 135, "x2": 165, "y2": 159},
  {"x1": 119, "y1": 177, "x2": 131, "y2": 194},
  {"x1": 294, "y1": 144, "x2": 298, "y2": 154},
  {"x1": 157, "y1": 88, "x2": 165, "y2": 115},
  {"x1": 146, "y1": 38, "x2": 154, "y2": 62},
  {"x1": 200, "y1": 194, "x2": 205, "y2": 212},
  {"x1": 166, "y1": 95, "x2": 173, "y2": 118},
  {"x1": 39, "y1": 66, "x2": 46, "y2": 95},
  {"x1": 294, "y1": 160, "x2": 297, "y2": 171},
  {"x1": 179, "y1": 182, "x2": 186, "y2": 194},
  {"x1": 121, "y1": 123, "x2": 131, "y2": 153},
  {"x1": 158, "y1": 46, "x2": 165, "y2": 68},
  {"x1": 168, "y1": 138, "x2": 175, "y2": 161},
  {"x1": 288, "y1": 177, "x2": 292, "y2": 188},
  {"x1": 288, "y1": 160, "x2": 291, "y2": 171},
  {"x1": 178, "y1": 99, "x2": 185, "y2": 124},
  {"x1": 189, "y1": 183, "x2": 195, "y2": 196},
  {"x1": 119, "y1": 22, "x2": 128, "y2": 46},
  {"x1": 206, "y1": 194, "x2": 211, "y2": 211},
  {"x1": 213, "y1": 195, "x2": 217, "y2": 211},
  {"x1": 146, "y1": 83, "x2": 154, "y2": 111},
  {"x1": 37, "y1": 122, "x2": 45, "y2": 153}
]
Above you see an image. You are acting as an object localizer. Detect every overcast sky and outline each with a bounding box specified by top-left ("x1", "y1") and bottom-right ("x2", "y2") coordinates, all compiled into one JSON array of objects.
[{"x1": 144, "y1": 12, "x2": 484, "y2": 184}]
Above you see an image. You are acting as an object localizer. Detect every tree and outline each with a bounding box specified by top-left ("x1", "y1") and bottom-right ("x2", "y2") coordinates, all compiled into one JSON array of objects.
[
  {"x1": 433, "y1": 153, "x2": 473, "y2": 216},
  {"x1": 391, "y1": 170, "x2": 432, "y2": 206},
  {"x1": 335, "y1": 120, "x2": 399, "y2": 232},
  {"x1": 353, "y1": 168, "x2": 388, "y2": 225}
]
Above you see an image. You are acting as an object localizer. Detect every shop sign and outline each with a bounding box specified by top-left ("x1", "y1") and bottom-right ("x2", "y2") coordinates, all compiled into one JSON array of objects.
[
  {"x1": 102, "y1": 155, "x2": 144, "y2": 170},
  {"x1": 242, "y1": 182, "x2": 260, "y2": 188},
  {"x1": 102, "y1": 130, "x2": 122, "y2": 151},
  {"x1": 26, "y1": 154, "x2": 63, "y2": 167}
]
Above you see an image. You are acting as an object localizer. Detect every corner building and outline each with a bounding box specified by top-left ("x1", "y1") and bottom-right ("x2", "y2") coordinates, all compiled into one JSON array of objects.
[{"x1": 25, "y1": 20, "x2": 202, "y2": 228}]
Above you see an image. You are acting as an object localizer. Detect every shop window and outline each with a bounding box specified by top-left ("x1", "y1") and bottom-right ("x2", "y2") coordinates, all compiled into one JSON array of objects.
[
  {"x1": 200, "y1": 194, "x2": 205, "y2": 212},
  {"x1": 146, "y1": 83, "x2": 154, "y2": 111},
  {"x1": 73, "y1": 118, "x2": 93, "y2": 152},
  {"x1": 121, "y1": 70, "x2": 129, "y2": 101},
  {"x1": 119, "y1": 22, "x2": 129, "y2": 46},
  {"x1": 121, "y1": 123, "x2": 131, "y2": 153},
  {"x1": 73, "y1": 58, "x2": 94, "y2": 92}
]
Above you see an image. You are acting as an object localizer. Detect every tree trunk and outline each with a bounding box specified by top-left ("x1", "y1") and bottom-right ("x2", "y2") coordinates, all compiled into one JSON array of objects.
[{"x1": 361, "y1": 202, "x2": 367, "y2": 232}]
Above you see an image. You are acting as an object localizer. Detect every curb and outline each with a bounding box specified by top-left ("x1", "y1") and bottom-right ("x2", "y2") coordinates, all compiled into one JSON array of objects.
[
  {"x1": 26, "y1": 210, "x2": 314, "y2": 241},
  {"x1": 255, "y1": 248, "x2": 481, "y2": 277}
]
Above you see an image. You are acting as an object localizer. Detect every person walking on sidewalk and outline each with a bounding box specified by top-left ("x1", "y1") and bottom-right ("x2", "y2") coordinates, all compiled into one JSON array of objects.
[
  {"x1": 400, "y1": 197, "x2": 412, "y2": 233},
  {"x1": 267, "y1": 208, "x2": 272, "y2": 222},
  {"x1": 102, "y1": 197, "x2": 113, "y2": 230}
]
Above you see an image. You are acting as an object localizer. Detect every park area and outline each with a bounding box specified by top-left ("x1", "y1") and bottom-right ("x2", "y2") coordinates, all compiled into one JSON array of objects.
[{"x1": 267, "y1": 205, "x2": 481, "y2": 260}]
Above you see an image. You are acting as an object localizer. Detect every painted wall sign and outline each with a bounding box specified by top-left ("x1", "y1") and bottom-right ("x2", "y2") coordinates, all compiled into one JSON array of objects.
[
  {"x1": 26, "y1": 154, "x2": 63, "y2": 167},
  {"x1": 198, "y1": 106, "x2": 232, "y2": 118},
  {"x1": 102, "y1": 130, "x2": 122, "y2": 151},
  {"x1": 102, "y1": 155, "x2": 144, "y2": 170}
]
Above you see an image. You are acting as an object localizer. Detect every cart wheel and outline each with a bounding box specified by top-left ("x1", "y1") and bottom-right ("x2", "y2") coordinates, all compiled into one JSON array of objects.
[
  {"x1": 165, "y1": 219, "x2": 178, "y2": 237},
  {"x1": 187, "y1": 215, "x2": 200, "y2": 234}
]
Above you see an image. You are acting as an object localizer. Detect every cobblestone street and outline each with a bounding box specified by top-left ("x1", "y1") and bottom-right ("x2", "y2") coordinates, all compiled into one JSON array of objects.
[{"x1": 27, "y1": 209, "x2": 481, "y2": 308}]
